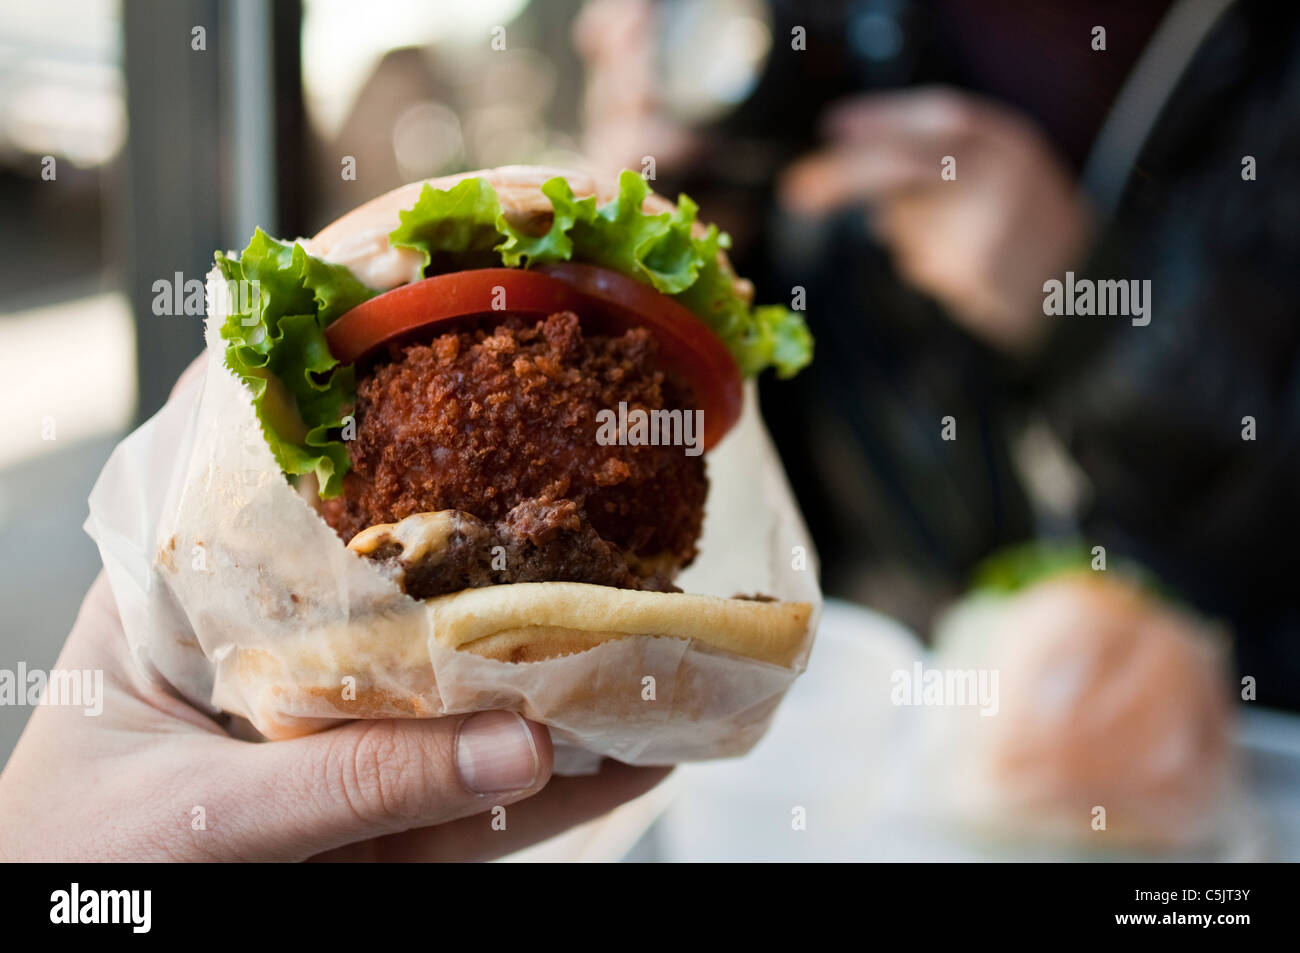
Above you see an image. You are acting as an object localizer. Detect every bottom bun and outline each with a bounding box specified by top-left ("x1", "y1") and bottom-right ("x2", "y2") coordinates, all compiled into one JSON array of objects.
[
  {"x1": 216, "y1": 581, "x2": 813, "y2": 741},
  {"x1": 427, "y1": 582, "x2": 812, "y2": 667}
]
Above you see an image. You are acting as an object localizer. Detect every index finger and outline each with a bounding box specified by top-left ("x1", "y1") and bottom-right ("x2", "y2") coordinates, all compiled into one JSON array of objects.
[
  {"x1": 823, "y1": 86, "x2": 989, "y2": 146},
  {"x1": 780, "y1": 144, "x2": 934, "y2": 215}
]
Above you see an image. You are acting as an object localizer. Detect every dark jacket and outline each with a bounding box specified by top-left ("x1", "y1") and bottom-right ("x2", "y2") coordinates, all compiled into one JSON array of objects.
[
  {"x1": 1038, "y1": 0, "x2": 1300, "y2": 707},
  {"x1": 759, "y1": 0, "x2": 1300, "y2": 707}
]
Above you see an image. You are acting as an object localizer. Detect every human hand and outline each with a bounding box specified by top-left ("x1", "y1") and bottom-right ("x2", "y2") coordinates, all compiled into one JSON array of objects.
[
  {"x1": 781, "y1": 87, "x2": 1093, "y2": 353},
  {"x1": 574, "y1": 0, "x2": 699, "y2": 175},
  {"x1": 0, "y1": 574, "x2": 670, "y2": 861}
]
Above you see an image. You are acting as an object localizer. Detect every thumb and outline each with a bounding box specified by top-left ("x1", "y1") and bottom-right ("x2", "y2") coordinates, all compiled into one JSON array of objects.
[{"x1": 216, "y1": 711, "x2": 553, "y2": 859}]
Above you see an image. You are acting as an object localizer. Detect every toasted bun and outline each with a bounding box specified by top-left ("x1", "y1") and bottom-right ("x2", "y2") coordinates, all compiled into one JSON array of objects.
[
  {"x1": 228, "y1": 582, "x2": 812, "y2": 740},
  {"x1": 430, "y1": 582, "x2": 811, "y2": 666},
  {"x1": 307, "y1": 165, "x2": 752, "y2": 300}
]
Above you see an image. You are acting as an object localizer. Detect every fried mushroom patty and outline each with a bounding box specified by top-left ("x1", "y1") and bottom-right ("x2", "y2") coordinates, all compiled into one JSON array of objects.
[
  {"x1": 321, "y1": 311, "x2": 707, "y2": 585},
  {"x1": 353, "y1": 502, "x2": 680, "y2": 598}
]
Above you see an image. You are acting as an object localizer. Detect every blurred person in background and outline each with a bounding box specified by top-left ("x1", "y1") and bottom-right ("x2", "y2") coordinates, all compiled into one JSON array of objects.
[{"x1": 575, "y1": 0, "x2": 1300, "y2": 708}]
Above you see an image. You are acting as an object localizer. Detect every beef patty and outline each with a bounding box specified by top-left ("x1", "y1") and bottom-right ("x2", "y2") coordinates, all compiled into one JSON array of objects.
[
  {"x1": 352, "y1": 501, "x2": 679, "y2": 599},
  {"x1": 322, "y1": 311, "x2": 708, "y2": 593}
]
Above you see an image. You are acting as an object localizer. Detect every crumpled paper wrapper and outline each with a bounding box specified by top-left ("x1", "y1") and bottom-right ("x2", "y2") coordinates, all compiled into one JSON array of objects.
[{"x1": 85, "y1": 270, "x2": 822, "y2": 773}]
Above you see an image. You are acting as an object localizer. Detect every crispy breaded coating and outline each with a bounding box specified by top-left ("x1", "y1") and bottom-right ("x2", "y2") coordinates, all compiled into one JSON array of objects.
[{"x1": 322, "y1": 312, "x2": 707, "y2": 579}]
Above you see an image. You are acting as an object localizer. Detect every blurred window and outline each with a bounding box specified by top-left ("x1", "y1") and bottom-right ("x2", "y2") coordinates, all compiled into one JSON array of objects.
[
  {"x1": 299, "y1": 0, "x2": 587, "y2": 230},
  {"x1": 0, "y1": 0, "x2": 133, "y2": 472}
]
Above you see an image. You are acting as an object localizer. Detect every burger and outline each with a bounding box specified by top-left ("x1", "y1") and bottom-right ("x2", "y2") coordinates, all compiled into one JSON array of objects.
[
  {"x1": 196, "y1": 165, "x2": 816, "y2": 741},
  {"x1": 921, "y1": 545, "x2": 1236, "y2": 853}
]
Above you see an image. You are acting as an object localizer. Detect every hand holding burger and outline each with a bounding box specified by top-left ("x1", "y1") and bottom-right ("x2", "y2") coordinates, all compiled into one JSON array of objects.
[
  {"x1": 0, "y1": 573, "x2": 670, "y2": 861},
  {"x1": 90, "y1": 166, "x2": 820, "y2": 761}
]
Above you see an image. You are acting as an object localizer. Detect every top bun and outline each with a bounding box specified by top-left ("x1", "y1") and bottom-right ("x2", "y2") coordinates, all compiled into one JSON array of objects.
[{"x1": 309, "y1": 165, "x2": 751, "y2": 300}]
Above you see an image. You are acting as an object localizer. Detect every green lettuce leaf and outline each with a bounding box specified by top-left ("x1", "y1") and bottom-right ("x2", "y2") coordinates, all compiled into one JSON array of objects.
[
  {"x1": 389, "y1": 169, "x2": 813, "y2": 377},
  {"x1": 971, "y1": 542, "x2": 1095, "y2": 594},
  {"x1": 215, "y1": 229, "x2": 376, "y2": 499},
  {"x1": 971, "y1": 540, "x2": 1166, "y2": 599},
  {"x1": 388, "y1": 177, "x2": 510, "y2": 268},
  {"x1": 218, "y1": 170, "x2": 813, "y2": 499}
]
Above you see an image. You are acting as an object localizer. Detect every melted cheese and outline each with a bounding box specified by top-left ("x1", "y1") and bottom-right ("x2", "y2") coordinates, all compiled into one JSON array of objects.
[{"x1": 347, "y1": 511, "x2": 457, "y2": 563}]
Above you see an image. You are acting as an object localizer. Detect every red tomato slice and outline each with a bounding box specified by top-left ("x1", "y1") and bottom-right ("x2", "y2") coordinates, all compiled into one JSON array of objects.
[
  {"x1": 325, "y1": 265, "x2": 743, "y2": 450},
  {"x1": 324, "y1": 269, "x2": 587, "y2": 364},
  {"x1": 533, "y1": 263, "x2": 742, "y2": 451}
]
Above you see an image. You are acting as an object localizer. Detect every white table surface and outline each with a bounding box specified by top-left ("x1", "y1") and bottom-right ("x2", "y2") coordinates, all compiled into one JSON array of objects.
[{"x1": 506, "y1": 599, "x2": 1300, "y2": 862}]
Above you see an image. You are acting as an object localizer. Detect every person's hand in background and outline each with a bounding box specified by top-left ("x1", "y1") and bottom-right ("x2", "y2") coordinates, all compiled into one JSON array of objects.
[
  {"x1": 573, "y1": 0, "x2": 698, "y2": 176},
  {"x1": 0, "y1": 572, "x2": 669, "y2": 861},
  {"x1": 781, "y1": 87, "x2": 1093, "y2": 354}
]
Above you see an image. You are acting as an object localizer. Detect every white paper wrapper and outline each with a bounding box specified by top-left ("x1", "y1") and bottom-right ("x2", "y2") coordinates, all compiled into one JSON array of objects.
[{"x1": 85, "y1": 270, "x2": 822, "y2": 772}]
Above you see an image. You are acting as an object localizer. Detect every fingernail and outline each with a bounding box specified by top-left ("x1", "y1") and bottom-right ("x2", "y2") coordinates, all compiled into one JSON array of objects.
[{"x1": 456, "y1": 711, "x2": 540, "y2": 794}]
